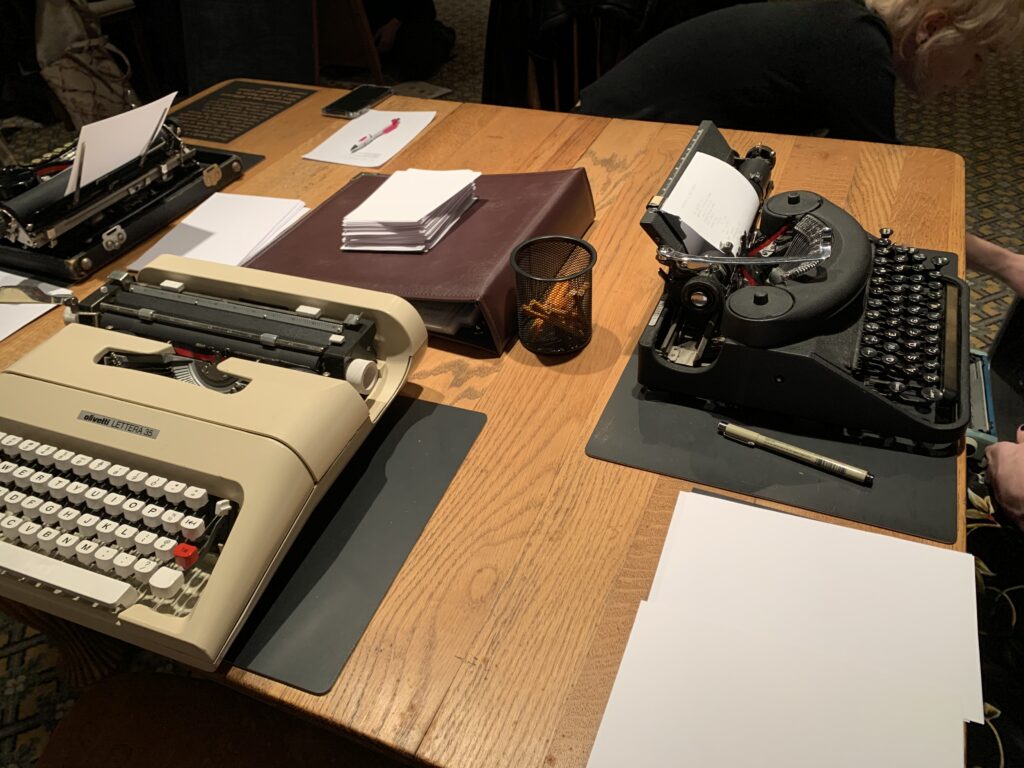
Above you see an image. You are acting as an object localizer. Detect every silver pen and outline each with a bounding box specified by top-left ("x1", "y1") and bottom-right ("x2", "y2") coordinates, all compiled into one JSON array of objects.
[{"x1": 717, "y1": 421, "x2": 874, "y2": 487}]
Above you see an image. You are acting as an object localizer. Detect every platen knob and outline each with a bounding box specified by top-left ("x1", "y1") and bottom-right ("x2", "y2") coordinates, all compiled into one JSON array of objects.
[{"x1": 345, "y1": 358, "x2": 379, "y2": 394}]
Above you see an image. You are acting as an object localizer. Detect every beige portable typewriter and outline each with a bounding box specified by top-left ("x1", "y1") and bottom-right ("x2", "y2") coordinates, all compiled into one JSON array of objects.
[{"x1": 0, "y1": 255, "x2": 427, "y2": 669}]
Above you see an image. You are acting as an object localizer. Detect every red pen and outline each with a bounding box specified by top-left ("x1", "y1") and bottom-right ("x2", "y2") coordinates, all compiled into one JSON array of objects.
[{"x1": 350, "y1": 117, "x2": 401, "y2": 153}]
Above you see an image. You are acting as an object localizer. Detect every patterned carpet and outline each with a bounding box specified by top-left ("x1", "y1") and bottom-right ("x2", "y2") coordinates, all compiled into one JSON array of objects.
[{"x1": 0, "y1": 3, "x2": 1021, "y2": 765}]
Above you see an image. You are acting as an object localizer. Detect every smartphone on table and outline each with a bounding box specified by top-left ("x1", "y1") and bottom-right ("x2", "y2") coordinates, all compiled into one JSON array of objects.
[{"x1": 322, "y1": 85, "x2": 393, "y2": 118}]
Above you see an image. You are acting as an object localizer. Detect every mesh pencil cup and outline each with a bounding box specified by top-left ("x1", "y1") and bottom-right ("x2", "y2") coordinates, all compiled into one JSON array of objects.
[{"x1": 510, "y1": 235, "x2": 596, "y2": 355}]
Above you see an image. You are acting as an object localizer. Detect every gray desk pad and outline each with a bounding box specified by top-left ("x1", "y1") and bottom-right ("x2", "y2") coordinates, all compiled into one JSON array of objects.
[
  {"x1": 586, "y1": 354, "x2": 957, "y2": 543},
  {"x1": 227, "y1": 397, "x2": 486, "y2": 693}
]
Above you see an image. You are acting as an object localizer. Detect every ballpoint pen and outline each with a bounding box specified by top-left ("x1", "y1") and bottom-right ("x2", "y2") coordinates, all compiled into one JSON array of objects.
[
  {"x1": 717, "y1": 421, "x2": 874, "y2": 486},
  {"x1": 350, "y1": 118, "x2": 401, "y2": 153}
]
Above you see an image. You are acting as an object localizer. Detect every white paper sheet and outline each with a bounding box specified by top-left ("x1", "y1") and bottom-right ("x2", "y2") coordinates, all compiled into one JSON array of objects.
[
  {"x1": 588, "y1": 492, "x2": 981, "y2": 767},
  {"x1": 303, "y1": 110, "x2": 436, "y2": 168},
  {"x1": 587, "y1": 601, "x2": 964, "y2": 768},
  {"x1": 128, "y1": 193, "x2": 307, "y2": 270},
  {"x1": 648, "y1": 493, "x2": 982, "y2": 723},
  {"x1": 661, "y1": 151, "x2": 760, "y2": 255},
  {"x1": 64, "y1": 93, "x2": 177, "y2": 196},
  {"x1": 0, "y1": 273, "x2": 72, "y2": 343}
]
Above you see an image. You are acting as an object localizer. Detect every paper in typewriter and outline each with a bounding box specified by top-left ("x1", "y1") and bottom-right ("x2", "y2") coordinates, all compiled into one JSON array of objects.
[
  {"x1": 341, "y1": 169, "x2": 479, "y2": 252},
  {"x1": 661, "y1": 151, "x2": 760, "y2": 256},
  {"x1": 63, "y1": 92, "x2": 177, "y2": 196}
]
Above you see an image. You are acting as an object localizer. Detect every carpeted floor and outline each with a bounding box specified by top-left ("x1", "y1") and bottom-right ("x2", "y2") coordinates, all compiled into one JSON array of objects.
[{"x1": 1, "y1": 3, "x2": 1022, "y2": 765}]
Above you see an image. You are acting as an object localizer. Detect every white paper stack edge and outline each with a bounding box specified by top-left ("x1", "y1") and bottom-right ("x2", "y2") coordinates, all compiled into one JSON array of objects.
[{"x1": 341, "y1": 168, "x2": 480, "y2": 252}]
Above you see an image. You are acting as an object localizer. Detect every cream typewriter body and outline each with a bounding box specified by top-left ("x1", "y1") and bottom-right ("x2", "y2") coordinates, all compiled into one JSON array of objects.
[{"x1": 0, "y1": 255, "x2": 427, "y2": 669}]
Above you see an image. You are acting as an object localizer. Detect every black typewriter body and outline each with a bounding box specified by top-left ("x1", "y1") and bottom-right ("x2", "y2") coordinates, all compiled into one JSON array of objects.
[
  {"x1": 637, "y1": 122, "x2": 970, "y2": 451},
  {"x1": 0, "y1": 124, "x2": 242, "y2": 282}
]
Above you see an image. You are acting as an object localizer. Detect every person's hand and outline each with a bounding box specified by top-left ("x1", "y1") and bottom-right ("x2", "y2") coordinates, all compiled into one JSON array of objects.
[
  {"x1": 986, "y1": 426, "x2": 1024, "y2": 530},
  {"x1": 966, "y1": 234, "x2": 1024, "y2": 296}
]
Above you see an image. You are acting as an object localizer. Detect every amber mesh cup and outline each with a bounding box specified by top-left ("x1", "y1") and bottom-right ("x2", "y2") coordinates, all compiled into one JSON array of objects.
[{"x1": 511, "y1": 235, "x2": 596, "y2": 355}]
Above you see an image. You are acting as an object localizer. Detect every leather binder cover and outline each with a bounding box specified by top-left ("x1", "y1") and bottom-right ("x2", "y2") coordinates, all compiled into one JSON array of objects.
[{"x1": 247, "y1": 168, "x2": 595, "y2": 352}]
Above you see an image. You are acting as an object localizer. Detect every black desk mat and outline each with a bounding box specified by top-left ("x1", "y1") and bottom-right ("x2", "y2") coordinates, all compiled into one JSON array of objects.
[
  {"x1": 174, "y1": 81, "x2": 315, "y2": 143},
  {"x1": 227, "y1": 397, "x2": 486, "y2": 693},
  {"x1": 586, "y1": 354, "x2": 957, "y2": 542}
]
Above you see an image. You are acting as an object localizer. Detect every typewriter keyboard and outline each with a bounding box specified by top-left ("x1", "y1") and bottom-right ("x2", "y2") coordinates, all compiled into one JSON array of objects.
[
  {"x1": 0, "y1": 430, "x2": 233, "y2": 614},
  {"x1": 854, "y1": 229, "x2": 959, "y2": 418}
]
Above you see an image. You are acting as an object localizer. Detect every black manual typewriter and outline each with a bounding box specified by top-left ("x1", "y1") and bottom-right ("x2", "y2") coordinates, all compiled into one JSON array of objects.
[
  {"x1": 0, "y1": 120, "x2": 241, "y2": 282},
  {"x1": 636, "y1": 121, "x2": 970, "y2": 451}
]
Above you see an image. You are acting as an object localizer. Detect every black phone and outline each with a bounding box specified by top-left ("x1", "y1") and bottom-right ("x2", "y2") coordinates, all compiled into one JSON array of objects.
[{"x1": 322, "y1": 85, "x2": 393, "y2": 118}]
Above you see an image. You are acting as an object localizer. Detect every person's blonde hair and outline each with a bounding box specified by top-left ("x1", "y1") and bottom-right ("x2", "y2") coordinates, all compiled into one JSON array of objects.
[{"x1": 868, "y1": 0, "x2": 1024, "y2": 62}]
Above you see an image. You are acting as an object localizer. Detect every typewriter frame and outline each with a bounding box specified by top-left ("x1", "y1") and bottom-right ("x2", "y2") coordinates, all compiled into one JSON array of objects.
[{"x1": 637, "y1": 122, "x2": 971, "y2": 450}]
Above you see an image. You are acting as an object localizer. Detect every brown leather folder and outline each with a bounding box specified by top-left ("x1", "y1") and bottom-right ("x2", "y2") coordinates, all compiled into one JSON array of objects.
[{"x1": 247, "y1": 168, "x2": 595, "y2": 353}]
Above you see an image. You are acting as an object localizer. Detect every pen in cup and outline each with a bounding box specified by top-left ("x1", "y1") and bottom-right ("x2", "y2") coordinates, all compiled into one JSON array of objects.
[
  {"x1": 350, "y1": 117, "x2": 401, "y2": 153},
  {"x1": 717, "y1": 421, "x2": 874, "y2": 487}
]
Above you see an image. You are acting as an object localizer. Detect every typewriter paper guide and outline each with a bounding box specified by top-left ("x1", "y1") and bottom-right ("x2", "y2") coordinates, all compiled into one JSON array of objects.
[{"x1": 661, "y1": 151, "x2": 760, "y2": 256}]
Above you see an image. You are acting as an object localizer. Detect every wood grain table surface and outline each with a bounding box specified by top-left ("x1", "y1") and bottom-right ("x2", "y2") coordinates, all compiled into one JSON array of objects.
[{"x1": 0, "y1": 81, "x2": 967, "y2": 767}]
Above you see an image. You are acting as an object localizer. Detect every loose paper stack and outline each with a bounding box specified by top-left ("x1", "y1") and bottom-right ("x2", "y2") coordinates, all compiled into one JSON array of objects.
[
  {"x1": 587, "y1": 491, "x2": 981, "y2": 768},
  {"x1": 341, "y1": 169, "x2": 479, "y2": 252},
  {"x1": 129, "y1": 193, "x2": 309, "y2": 270}
]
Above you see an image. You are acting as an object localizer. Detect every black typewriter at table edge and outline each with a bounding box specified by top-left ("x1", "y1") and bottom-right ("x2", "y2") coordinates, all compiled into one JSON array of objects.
[
  {"x1": 636, "y1": 121, "x2": 970, "y2": 454},
  {"x1": 0, "y1": 118, "x2": 242, "y2": 283}
]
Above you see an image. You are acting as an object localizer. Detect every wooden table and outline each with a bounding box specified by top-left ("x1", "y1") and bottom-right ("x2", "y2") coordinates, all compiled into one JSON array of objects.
[{"x1": 0, "y1": 82, "x2": 967, "y2": 767}]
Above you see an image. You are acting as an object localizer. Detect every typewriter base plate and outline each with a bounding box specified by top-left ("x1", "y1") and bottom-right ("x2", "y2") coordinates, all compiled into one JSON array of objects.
[{"x1": 587, "y1": 353, "x2": 959, "y2": 542}]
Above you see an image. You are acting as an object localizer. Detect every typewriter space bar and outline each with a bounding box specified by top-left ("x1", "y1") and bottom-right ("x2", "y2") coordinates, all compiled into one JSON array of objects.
[{"x1": 0, "y1": 541, "x2": 139, "y2": 608}]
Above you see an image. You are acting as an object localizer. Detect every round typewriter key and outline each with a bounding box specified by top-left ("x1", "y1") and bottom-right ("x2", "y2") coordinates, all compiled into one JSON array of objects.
[
  {"x1": 906, "y1": 327, "x2": 923, "y2": 338},
  {"x1": 864, "y1": 322, "x2": 881, "y2": 333},
  {"x1": 903, "y1": 339, "x2": 922, "y2": 350},
  {"x1": 867, "y1": 298, "x2": 884, "y2": 309},
  {"x1": 885, "y1": 317, "x2": 901, "y2": 328},
  {"x1": 912, "y1": 251, "x2": 926, "y2": 262},
  {"x1": 927, "y1": 280, "x2": 943, "y2": 290},
  {"x1": 866, "y1": 310, "x2": 882, "y2": 321},
  {"x1": 925, "y1": 322, "x2": 941, "y2": 333},
  {"x1": 871, "y1": 276, "x2": 886, "y2": 286},
  {"x1": 882, "y1": 354, "x2": 898, "y2": 366},
  {"x1": 860, "y1": 347, "x2": 879, "y2": 359},
  {"x1": 924, "y1": 360, "x2": 940, "y2": 371},
  {"x1": 926, "y1": 312, "x2": 942, "y2": 322},
  {"x1": 894, "y1": 254, "x2": 909, "y2": 264},
  {"x1": 922, "y1": 387, "x2": 943, "y2": 401},
  {"x1": 883, "y1": 342, "x2": 900, "y2": 353},
  {"x1": 932, "y1": 255, "x2": 950, "y2": 267},
  {"x1": 906, "y1": 316, "x2": 922, "y2": 327},
  {"x1": 862, "y1": 334, "x2": 880, "y2": 345},
  {"x1": 903, "y1": 353, "x2": 921, "y2": 364},
  {"x1": 889, "y1": 381, "x2": 906, "y2": 393},
  {"x1": 924, "y1": 333, "x2": 940, "y2": 343},
  {"x1": 907, "y1": 305, "x2": 923, "y2": 315},
  {"x1": 924, "y1": 346, "x2": 939, "y2": 357},
  {"x1": 873, "y1": 256, "x2": 889, "y2": 266},
  {"x1": 893, "y1": 264, "x2": 908, "y2": 274},
  {"x1": 884, "y1": 329, "x2": 899, "y2": 340},
  {"x1": 904, "y1": 365, "x2": 921, "y2": 377},
  {"x1": 926, "y1": 301, "x2": 942, "y2": 311},
  {"x1": 924, "y1": 373, "x2": 940, "y2": 384}
]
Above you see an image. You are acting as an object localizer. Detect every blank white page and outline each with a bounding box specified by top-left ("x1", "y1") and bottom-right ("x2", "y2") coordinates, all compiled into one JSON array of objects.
[
  {"x1": 650, "y1": 492, "x2": 982, "y2": 723},
  {"x1": 128, "y1": 193, "x2": 306, "y2": 270},
  {"x1": 587, "y1": 601, "x2": 964, "y2": 768},
  {"x1": 64, "y1": 92, "x2": 177, "y2": 196}
]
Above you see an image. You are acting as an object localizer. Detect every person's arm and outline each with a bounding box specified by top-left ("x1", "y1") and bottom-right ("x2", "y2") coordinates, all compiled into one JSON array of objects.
[
  {"x1": 967, "y1": 232, "x2": 1024, "y2": 296},
  {"x1": 987, "y1": 427, "x2": 1024, "y2": 531}
]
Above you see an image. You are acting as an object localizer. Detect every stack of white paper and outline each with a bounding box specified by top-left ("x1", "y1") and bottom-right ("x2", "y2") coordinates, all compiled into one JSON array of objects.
[
  {"x1": 341, "y1": 168, "x2": 479, "y2": 252},
  {"x1": 129, "y1": 193, "x2": 309, "y2": 271},
  {"x1": 587, "y1": 492, "x2": 981, "y2": 768},
  {"x1": 0, "y1": 273, "x2": 73, "y2": 344}
]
